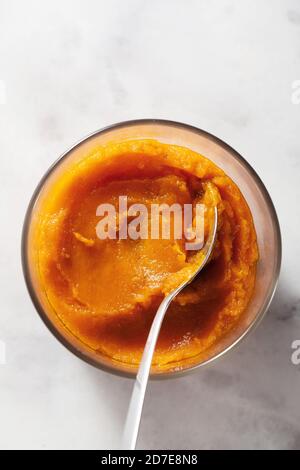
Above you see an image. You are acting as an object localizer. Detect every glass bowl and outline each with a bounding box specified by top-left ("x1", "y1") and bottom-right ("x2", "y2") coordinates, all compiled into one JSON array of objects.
[{"x1": 22, "y1": 119, "x2": 281, "y2": 378}]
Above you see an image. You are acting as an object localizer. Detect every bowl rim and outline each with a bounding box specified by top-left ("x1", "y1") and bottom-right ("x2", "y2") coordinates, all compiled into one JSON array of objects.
[{"x1": 21, "y1": 118, "x2": 282, "y2": 379}]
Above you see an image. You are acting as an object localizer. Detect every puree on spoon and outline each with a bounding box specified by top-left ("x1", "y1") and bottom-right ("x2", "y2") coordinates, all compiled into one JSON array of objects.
[{"x1": 33, "y1": 140, "x2": 258, "y2": 371}]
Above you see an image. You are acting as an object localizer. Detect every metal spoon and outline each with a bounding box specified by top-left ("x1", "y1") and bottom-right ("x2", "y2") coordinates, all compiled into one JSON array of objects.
[{"x1": 121, "y1": 207, "x2": 218, "y2": 450}]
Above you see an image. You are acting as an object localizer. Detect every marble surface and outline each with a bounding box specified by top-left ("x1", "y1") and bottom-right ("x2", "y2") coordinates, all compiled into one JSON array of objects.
[{"x1": 0, "y1": 0, "x2": 300, "y2": 450}]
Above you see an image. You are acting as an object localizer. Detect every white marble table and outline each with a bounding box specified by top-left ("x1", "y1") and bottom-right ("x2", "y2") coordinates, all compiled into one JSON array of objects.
[{"x1": 0, "y1": 0, "x2": 299, "y2": 450}]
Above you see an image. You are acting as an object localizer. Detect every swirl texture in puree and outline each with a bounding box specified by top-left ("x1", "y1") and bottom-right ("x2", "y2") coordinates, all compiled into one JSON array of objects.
[{"x1": 34, "y1": 140, "x2": 258, "y2": 371}]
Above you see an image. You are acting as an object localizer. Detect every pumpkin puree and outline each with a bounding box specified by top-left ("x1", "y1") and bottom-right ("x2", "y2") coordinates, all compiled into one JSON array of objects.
[{"x1": 34, "y1": 140, "x2": 258, "y2": 371}]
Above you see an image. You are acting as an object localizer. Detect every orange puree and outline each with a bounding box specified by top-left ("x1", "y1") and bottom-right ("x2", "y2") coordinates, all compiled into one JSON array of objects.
[{"x1": 33, "y1": 140, "x2": 258, "y2": 371}]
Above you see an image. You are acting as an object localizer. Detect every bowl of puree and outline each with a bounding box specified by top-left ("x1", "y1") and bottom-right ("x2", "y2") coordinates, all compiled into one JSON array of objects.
[{"x1": 22, "y1": 120, "x2": 281, "y2": 378}]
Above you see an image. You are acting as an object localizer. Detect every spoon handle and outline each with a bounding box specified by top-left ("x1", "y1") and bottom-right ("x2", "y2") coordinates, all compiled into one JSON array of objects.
[
  {"x1": 121, "y1": 291, "x2": 175, "y2": 450},
  {"x1": 121, "y1": 207, "x2": 218, "y2": 450}
]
